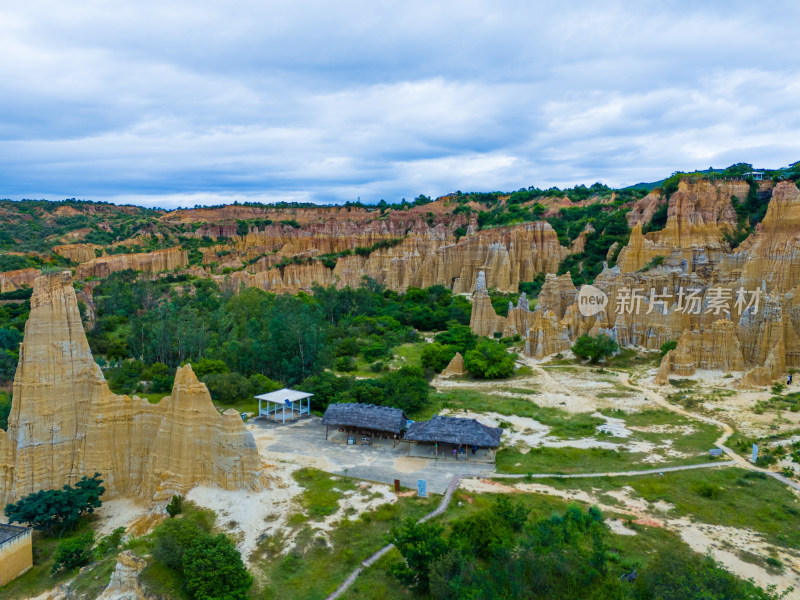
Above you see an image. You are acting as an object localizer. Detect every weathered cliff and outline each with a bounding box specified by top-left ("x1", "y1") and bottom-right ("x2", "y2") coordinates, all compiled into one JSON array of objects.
[
  {"x1": 0, "y1": 272, "x2": 269, "y2": 506},
  {"x1": 653, "y1": 320, "x2": 745, "y2": 383},
  {"x1": 0, "y1": 268, "x2": 39, "y2": 293},
  {"x1": 76, "y1": 248, "x2": 188, "y2": 279},
  {"x1": 54, "y1": 243, "x2": 104, "y2": 264}
]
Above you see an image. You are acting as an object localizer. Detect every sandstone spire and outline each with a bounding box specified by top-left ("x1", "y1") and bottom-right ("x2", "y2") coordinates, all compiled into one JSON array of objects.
[{"x1": 0, "y1": 272, "x2": 269, "y2": 506}]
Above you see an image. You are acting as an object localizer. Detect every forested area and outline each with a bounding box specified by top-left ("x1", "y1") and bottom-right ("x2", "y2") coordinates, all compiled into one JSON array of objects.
[
  {"x1": 387, "y1": 497, "x2": 784, "y2": 600},
  {"x1": 69, "y1": 273, "x2": 481, "y2": 414}
]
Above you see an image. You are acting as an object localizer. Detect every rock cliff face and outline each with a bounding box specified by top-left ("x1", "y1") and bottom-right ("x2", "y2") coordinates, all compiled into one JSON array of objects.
[
  {"x1": 97, "y1": 551, "x2": 150, "y2": 600},
  {"x1": 654, "y1": 320, "x2": 745, "y2": 383},
  {"x1": 76, "y1": 248, "x2": 188, "y2": 279},
  {"x1": 0, "y1": 272, "x2": 269, "y2": 506},
  {"x1": 0, "y1": 268, "x2": 39, "y2": 293},
  {"x1": 210, "y1": 221, "x2": 568, "y2": 295},
  {"x1": 616, "y1": 179, "x2": 745, "y2": 273},
  {"x1": 54, "y1": 243, "x2": 104, "y2": 264},
  {"x1": 516, "y1": 180, "x2": 800, "y2": 382},
  {"x1": 469, "y1": 272, "x2": 504, "y2": 337}
]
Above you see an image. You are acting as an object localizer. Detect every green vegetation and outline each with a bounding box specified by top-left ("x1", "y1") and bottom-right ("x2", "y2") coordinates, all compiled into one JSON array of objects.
[
  {"x1": 5, "y1": 473, "x2": 104, "y2": 536},
  {"x1": 251, "y1": 469, "x2": 434, "y2": 600},
  {"x1": 572, "y1": 333, "x2": 619, "y2": 363},
  {"x1": 383, "y1": 496, "x2": 781, "y2": 600},
  {"x1": 51, "y1": 531, "x2": 95, "y2": 574},
  {"x1": 464, "y1": 338, "x2": 517, "y2": 378}
]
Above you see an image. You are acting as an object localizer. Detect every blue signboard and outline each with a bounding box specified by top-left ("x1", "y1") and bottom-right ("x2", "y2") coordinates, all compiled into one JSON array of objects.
[
  {"x1": 417, "y1": 479, "x2": 427, "y2": 498},
  {"x1": 752, "y1": 444, "x2": 758, "y2": 463}
]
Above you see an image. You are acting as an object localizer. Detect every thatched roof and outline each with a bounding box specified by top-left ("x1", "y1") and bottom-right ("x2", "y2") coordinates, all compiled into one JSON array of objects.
[
  {"x1": 404, "y1": 415, "x2": 503, "y2": 448},
  {"x1": 321, "y1": 403, "x2": 408, "y2": 435}
]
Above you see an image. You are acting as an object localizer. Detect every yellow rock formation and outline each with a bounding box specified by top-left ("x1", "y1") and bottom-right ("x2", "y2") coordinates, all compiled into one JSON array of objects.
[
  {"x1": 0, "y1": 268, "x2": 39, "y2": 293},
  {"x1": 54, "y1": 243, "x2": 104, "y2": 264},
  {"x1": 441, "y1": 352, "x2": 467, "y2": 377},
  {"x1": 653, "y1": 320, "x2": 745, "y2": 383},
  {"x1": 0, "y1": 272, "x2": 269, "y2": 506},
  {"x1": 76, "y1": 248, "x2": 188, "y2": 279}
]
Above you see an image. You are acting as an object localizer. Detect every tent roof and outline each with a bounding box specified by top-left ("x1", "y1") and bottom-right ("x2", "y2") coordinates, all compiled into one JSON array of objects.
[
  {"x1": 255, "y1": 388, "x2": 314, "y2": 402},
  {"x1": 404, "y1": 415, "x2": 503, "y2": 448},
  {"x1": 322, "y1": 403, "x2": 408, "y2": 435}
]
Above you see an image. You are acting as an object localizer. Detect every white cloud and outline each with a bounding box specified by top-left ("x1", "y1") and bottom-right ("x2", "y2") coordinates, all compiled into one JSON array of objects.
[{"x1": 0, "y1": 0, "x2": 798, "y2": 207}]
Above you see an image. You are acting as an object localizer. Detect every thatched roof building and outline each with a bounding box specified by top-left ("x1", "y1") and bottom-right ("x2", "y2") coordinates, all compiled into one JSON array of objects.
[
  {"x1": 404, "y1": 415, "x2": 503, "y2": 448},
  {"x1": 321, "y1": 403, "x2": 408, "y2": 435}
]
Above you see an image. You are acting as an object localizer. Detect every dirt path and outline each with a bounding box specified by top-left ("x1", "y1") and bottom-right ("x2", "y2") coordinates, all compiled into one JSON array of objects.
[
  {"x1": 324, "y1": 476, "x2": 463, "y2": 600},
  {"x1": 618, "y1": 372, "x2": 800, "y2": 493}
]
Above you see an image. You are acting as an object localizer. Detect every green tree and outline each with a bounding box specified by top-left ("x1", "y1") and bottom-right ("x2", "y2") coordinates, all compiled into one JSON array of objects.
[
  {"x1": 51, "y1": 531, "x2": 95, "y2": 573},
  {"x1": 464, "y1": 339, "x2": 517, "y2": 379},
  {"x1": 5, "y1": 473, "x2": 104, "y2": 536},
  {"x1": 421, "y1": 342, "x2": 457, "y2": 373},
  {"x1": 152, "y1": 517, "x2": 208, "y2": 572},
  {"x1": 660, "y1": 340, "x2": 678, "y2": 356},
  {"x1": 388, "y1": 518, "x2": 448, "y2": 593},
  {"x1": 571, "y1": 334, "x2": 619, "y2": 363},
  {"x1": 191, "y1": 358, "x2": 230, "y2": 378},
  {"x1": 201, "y1": 372, "x2": 254, "y2": 404},
  {"x1": 166, "y1": 494, "x2": 183, "y2": 518},
  {"x1": 183, "y1": 534, "x2": 253, "y2": 600}
]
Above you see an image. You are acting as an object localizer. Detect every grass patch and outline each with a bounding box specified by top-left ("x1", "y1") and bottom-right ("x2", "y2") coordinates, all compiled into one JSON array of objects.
[
  {"x1": 293, "y1": 468, "x2": 358, "y2": 519},
  {"x1": 254, "y1": 493, "x2": 435, "y2": 600},
  {"x1": 387, "y1": 342, "x2": 426, "y2": 369},
  {"x1": 416, "y1": 390, "x2": 601, "y2": 438},
  {"x1": 501, "y1": 386, "x2": 539, "y2": 395},
  {"x1": 532, "y1": 467, "x2": 800, "y2": 549},
  {"x1": 497, "y1": 446, "x2": 636, "y2": 474}
]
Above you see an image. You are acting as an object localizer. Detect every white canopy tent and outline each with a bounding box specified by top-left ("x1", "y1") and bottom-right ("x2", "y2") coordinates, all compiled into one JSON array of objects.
[{"x1": 255, "y1": 388, "x2": 313, "y2": 423}]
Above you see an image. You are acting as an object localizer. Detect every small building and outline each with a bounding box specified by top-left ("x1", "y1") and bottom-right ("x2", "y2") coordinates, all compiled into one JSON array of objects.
[
  {"x1": 0, "y1": 524, "x2": 31, "y2": 586},
  {"x1": 743, "y1": 171, "x2": 764, "y2": 181},
  {"x1": 404, "y1": 415, "x2": 503, "y2": 459},
  {"x1": 321, "y1": 403, "x2": 408, "y2": 444},
  {"x1": 255, "y1": 388, "x2": 313, "y2": 423}
]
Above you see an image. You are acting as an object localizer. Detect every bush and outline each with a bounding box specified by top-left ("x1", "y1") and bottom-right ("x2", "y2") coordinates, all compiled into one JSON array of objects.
[
  {"x1": 464, "y1": 339, "x2": 517, "y2": 379},
  {"x1": 184, "y1": 534, "x2": 253, "y2": 600},
  {"x1": 52, "y1": 531, "x2": 95, "y2": 574},
  {"x1": 334, "y1": 356, "x2": 356, "y2": 372},
  {"x1": 571, "y1": 333, "x2": 618, "y2": 363},
  {"x1": 660, "y1": 340, "x2": 678, "y2": 357},
  {"x1": 166, "y1": 494, "x2": 183, "y2": 518},
  {"x1": 152, "y1": 517, "x2": 208, "y2": 573},
  {"x1": 191, "y1": 358, "x2": 230, "y2": 378},
  {"x1": 200, "y1": 372, "x2": 253, "y2": 404},
  {"x1": 95, "y1": 527, "x2": 125, "y2": 557},
  {"x1": 421, "y1": 342, "x2": 457, "y2": 373}
]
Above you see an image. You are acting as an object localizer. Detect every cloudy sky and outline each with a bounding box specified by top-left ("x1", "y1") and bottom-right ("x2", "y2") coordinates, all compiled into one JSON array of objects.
[{"x1": 1, "y1": 1, "x2": 799, "y2": 208}]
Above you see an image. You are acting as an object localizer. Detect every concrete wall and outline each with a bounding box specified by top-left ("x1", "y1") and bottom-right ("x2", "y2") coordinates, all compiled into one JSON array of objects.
[{"x1": 0, "y1": 530, "x2": 32, "y2": 586}]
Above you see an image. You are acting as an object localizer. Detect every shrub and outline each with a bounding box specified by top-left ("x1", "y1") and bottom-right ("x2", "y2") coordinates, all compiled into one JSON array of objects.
[
  {"x1": 200, "y1": 372, "x2": 253, "y2": 404},
  {"x1": 166, "y1": 494, "x2": 183, "y2": 518},
  {"x1": 420, "y1": 342, "x2": 457, "y2": 373},
  {"x1": 183, "y1": 534, "x2": 253, "y2": 600},
  {"x1": 52, "y1": 531, "x2": 95, "y2": 574},
  {"x1": 571, "y1": 333, "x2": 618, "y2": 363},
  {"x1": 334, "y1": 356, "x2": 356, "y2": 372},
  {"x1": 464, "y1": 339, "x2": 517, "y2": 379},
  {"x1": 660, "y1": 340, "x2": 678, "y2": 356}
]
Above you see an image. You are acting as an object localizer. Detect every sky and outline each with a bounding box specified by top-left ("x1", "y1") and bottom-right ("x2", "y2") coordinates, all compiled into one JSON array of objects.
[{"x1": 1, "y1": 1, "x2": 799, "y2": 209}]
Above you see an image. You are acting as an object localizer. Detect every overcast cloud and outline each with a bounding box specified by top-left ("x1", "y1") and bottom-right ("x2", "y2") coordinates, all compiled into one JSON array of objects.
[{"x1": 1, "y1": 0, "x2": 798, "y2": 208}]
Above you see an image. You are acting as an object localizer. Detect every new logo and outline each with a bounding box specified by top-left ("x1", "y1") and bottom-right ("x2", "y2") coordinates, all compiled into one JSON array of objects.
[{"x1": 577, "y1": 285, "x2": 608, "y2": 317}]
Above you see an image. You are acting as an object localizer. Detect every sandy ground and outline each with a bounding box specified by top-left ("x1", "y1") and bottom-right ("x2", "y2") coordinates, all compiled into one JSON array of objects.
[{"x1": 461, "y1": 477, "x2": 800, "y2": 596}]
